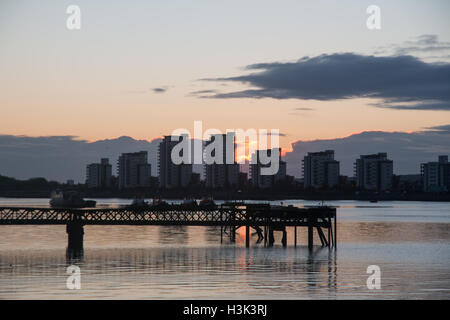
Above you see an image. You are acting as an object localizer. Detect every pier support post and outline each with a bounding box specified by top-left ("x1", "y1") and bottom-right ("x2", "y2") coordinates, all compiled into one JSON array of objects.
[
  {"x1": 66, "y1": 221, "x2": 84, "y2": 253},
  {"x1": 220, "y1": 212, "x2": 223, "y2": 244},
  {"x1": 263, "y1": 225, "x2": 267, "y2": 247},
  {"x1": 317, "y1": 226, "x2": 328, "y2": 247},
  {"x1": 308, "y1": 220, "x2": 314, "y2": 250},
  {"x1": 268, "y1": 227, "x2": 275, "y2": 247},
  {"x1": 328, "y1": 216, "x2": 331, "y2": 248},
  {"x1": 245, "y1": 225, "x2": 250, "y2": 248},
  {"x1": 294, "y1": 226, "x2": 297, "y2": 247},
  {"x1": 334, "y1": 213, "x2": 337, "y2": 249},
  {"x1": 281, "y1": 227, "x2": 287, "y2": 248},
  {"x1": 231, "y1": 210, "x2": 236, "y2": 243}
]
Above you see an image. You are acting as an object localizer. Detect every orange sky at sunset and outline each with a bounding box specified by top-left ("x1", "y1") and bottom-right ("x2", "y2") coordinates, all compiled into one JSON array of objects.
[{"x1": 1, "y1": 1, "x2": 449, "y2": 152}]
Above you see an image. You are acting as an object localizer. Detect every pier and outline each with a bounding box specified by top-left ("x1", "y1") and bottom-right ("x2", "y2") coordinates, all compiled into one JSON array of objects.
[{"x1": 0, "y1": 204, "x2": 336, "y2": 254}]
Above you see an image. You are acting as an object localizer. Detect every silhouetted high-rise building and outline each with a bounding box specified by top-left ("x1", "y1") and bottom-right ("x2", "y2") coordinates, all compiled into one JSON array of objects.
[
  {"x1": 303, "y1": 150, "x2": 339, "y2": 188},
  {"x1": 86, "y1": 158, "x2": 112, "y2": 188},
  {"x1": 158, "y1": 136, "x2": 193, "y2": 189},
  {"x1": 250, "y1": 148, "x2": 286, "y2": 188},
  {"x1": 421, "y1": 155, "x2": 450, "y2": 192},
  {"x1": 355, "y1": 152, "x2": 393, "y2": 191},
  {"x1": 117, "y1": 151, "x2": 151, "y2": 189},
  {"x1": 205, "y1": 133, "x2": 239, "y2": 188}
]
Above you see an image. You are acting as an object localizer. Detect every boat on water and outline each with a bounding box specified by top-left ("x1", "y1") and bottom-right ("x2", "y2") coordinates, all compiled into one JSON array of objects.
[
  {"x1": 49, "y1": 190, "x2": 96, "y2": 208},
  {"x1": 181, "y1": 198, "x2": 198, "y2": 209},
  {"x1": 199, "y1": 198, "x2": 216, "y2": 208},
  {"x1": 125, "y1": 197, "x2": 170, "y2": 210},
  {"x1": 150, "y1": 198, "x2": 170, "y2": 209},
  {"x1": 126, "y1": 196, "x2": 150, "y2": 209}
]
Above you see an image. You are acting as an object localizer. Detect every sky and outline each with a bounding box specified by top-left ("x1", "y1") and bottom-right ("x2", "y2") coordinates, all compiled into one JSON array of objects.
[{"x1": 0, "y1": 0, "x2": 449, "y2": 177}]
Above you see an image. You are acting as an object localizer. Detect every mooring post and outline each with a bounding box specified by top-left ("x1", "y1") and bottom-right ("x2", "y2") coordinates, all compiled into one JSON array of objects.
[{"x1": 66, "y1": 220, "x2": 84, "y2": 253}]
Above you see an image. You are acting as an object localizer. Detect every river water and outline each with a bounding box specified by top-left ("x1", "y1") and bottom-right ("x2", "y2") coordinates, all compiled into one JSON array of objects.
[{"x1": 0, "y1": 198, "x2": 449, "y2": 299}]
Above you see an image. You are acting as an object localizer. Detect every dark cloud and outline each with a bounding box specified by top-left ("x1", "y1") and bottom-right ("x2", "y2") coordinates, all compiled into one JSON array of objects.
[
  {"x1": 196, "y1": 53, "x2": 450, "y2": 111},
  {"x1": 283, "y1": 128, "x2": 450, "y2": 177},
  {"x1": 423, "y1": 124, "x2": 450, "y2": 134},
  {"x1": 152, "y1": 87, "x2": 168, "y2": 93},
  {"x1": 2, "y1": 127, "x2": 449, "y2": 181},
  {"x1": 0, "y1": 135, "x2": 208, "y2": 183},
  {"x1": 371, "y1": 101, "x2": 449, "y2": 111},
  {"x1": 0, "y1": 135, "x2": 162, "y2": 183},
  {"x1": 128, "y1": 86, "x2": 169, "y2": 94}
]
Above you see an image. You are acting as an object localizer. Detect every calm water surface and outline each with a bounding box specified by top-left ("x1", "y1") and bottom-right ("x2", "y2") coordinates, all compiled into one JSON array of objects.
[{"x1": 0, "y1": 198, "x2": 449, "y2": 299}]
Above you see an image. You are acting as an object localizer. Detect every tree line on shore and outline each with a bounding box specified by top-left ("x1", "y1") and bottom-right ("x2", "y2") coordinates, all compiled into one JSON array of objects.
[{"x1": 1, "y1": 174, "x2": 449, "y2": 201}]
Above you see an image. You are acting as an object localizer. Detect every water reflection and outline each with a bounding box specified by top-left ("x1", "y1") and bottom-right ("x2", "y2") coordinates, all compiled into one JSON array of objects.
[
  {"x1": 158, "y1": 226, "x2": 189, "y2": 245},
  {"x1": 0, "y1": 246, "x2": 343, "y2": 298},
  {"x1": 1, "y1": 242, "x2": 449, "y2": 299},
  {"x1": 0, "y1": 199, "x2": 449, "y2": 299},
  {"x1": 66, "y1": 248, "x2": 84, "y2": 261}
]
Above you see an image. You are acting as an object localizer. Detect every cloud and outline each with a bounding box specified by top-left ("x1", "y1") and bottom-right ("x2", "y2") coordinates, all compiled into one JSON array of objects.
[
  {"x1": 1, "y1": 127, "x2": 449, "y2": 181},
  {"x1": 0, "y1": 135, "x2": 209, "y2": 183},
  {"x1": 295, "y1": 107, "x2": 314, "y2": 111},
  {"x1": 423, "y1": 124, "x2": 450, "y2": 134},
  {"x1": 371, "y1": 100, "x2": 449, "y2": 111},
  {"x1": 283, "y1": 127, "x2": 450, "y2": 177},
  {"x1": 128, "y1": 86, "x2": 169, "y2": 94},
  {"x1": 188, "y1": 89, "x2": 218, "y2": 97},
  {"x1": 0, "y1": 135, "x2": 162, "y2": 183},
  {"x1": 376, "y1": 35, "x2": 450, "y2": 59},
  {"x1": 196, "y1": 52, "x2": 450, "y2": 111},
  {"x1": 152, "y1": 87, "x2": 168, "y2": 93}
]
